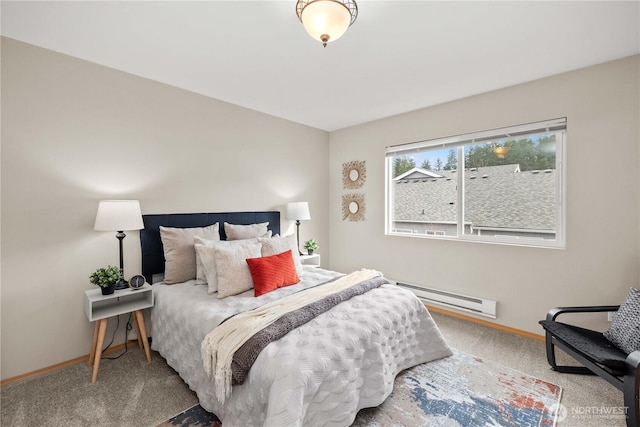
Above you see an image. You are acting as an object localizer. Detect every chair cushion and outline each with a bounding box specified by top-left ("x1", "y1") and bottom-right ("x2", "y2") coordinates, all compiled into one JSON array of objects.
[
  {"x1": 604, "y1": 287, "x2": 640, "y2": 354},
  {"x1": 539, "y1": 320, "x2": 628, "y2": 373}
]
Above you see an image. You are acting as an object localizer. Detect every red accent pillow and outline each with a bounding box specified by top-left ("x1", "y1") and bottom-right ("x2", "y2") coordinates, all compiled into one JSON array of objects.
[{"x1": 246, "y1": 250, "x2": 301, "y2": 297}]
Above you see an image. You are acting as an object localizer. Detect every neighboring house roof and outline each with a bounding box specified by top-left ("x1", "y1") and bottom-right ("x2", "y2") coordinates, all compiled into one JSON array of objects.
[
  {"x1": 394, "y1": 167, "x2": 444, "y2": 180},
  {"x1": 393, "y1": 164, "x2": 556, "y2": 231}
]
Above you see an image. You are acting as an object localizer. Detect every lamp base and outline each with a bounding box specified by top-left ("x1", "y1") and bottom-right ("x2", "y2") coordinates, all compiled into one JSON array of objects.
[
  {"x1": 295, "y1": 220, "x2": 303, "y2": 256},
  {"x1": 115, "y1": 232, "x2": 128, "y2": 290},
  {"x1": 115, "y1": 278, "x2": 129, "y2": 290}
]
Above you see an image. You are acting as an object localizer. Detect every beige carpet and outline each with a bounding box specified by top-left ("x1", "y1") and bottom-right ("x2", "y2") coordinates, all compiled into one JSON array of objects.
[
  {"x1": 0, "y1": 347, "x2": 198, "y2": 427},
  {"x1": 0, "y1": 311, "x2": 626, "y2": 427}
]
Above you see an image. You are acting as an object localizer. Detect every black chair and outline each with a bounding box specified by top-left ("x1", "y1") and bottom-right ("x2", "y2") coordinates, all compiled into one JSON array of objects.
[{"x1": 539, "y1": 306, "x2": 640, "y2": 427}]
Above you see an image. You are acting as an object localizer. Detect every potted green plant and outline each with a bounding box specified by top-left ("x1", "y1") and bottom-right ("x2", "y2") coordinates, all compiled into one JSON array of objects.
[
  {"x1": 303, "y1": 238, "x2": 319, "y2": 255},
  {"x1": 89, "y1": 266, "x2": 121, "y2": 295}
]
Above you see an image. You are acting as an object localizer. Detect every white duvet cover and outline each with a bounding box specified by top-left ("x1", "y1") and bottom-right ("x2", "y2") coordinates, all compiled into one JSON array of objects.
[{"x1": 151, "y1": 267, "x2": 452, "y2": 427}]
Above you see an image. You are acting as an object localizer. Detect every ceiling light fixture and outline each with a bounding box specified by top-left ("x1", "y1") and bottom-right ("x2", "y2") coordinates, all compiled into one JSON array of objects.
[{"x1": 296, "y1": 0, "x2": 358, "y2": 47}]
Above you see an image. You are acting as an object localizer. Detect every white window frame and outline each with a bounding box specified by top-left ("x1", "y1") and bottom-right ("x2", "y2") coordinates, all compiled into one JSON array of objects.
[{"x1": 385, "y1": 118, "x2": 566, "y2": 249}]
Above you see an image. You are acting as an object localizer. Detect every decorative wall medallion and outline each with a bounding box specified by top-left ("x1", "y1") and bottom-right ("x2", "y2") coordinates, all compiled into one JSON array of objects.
[
  {"x1": 342, "y1": 193, "x2": 365, "y2": 222},
  {"x1": 342, "y1": 160, "x2": 366, "y2": 189}
]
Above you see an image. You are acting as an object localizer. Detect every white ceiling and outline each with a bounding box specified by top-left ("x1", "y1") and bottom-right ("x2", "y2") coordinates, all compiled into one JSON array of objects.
[{"x1": 2, "y1": 1, "x2": 639, "y2": 131}]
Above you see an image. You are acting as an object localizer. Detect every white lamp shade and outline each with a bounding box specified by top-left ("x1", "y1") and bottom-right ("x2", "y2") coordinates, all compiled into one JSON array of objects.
[
  {"x1": 94, "y1": 200, "x2": 144, "y2": 231},
  {"x1": 300, "y1": 0, "x2": 351, "y2": 44},
  {"x1": 286, "y1": 202, "x2": 311, "y2": 221}
]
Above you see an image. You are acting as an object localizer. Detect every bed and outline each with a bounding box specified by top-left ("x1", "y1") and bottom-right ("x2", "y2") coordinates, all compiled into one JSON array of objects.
[{"x1": 142, "y1": 211, "x2": 452, "y2": 427}]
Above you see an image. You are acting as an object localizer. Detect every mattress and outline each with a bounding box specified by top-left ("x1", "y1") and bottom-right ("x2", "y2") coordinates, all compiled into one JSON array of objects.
[{"x1": 150, "y1": 266, "x2": 452, "y2": 426}]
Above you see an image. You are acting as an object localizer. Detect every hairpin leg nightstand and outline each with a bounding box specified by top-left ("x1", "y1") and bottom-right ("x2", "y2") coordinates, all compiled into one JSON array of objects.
[{"x1": 84, "y1": 284, "x2": 154, "y2": 383}]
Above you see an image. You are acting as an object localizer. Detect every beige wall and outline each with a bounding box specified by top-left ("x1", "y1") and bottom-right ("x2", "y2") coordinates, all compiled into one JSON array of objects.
[
  {"x1": 329, "y1": 55, "x2": 640, "y2": 335},
  {"x1": 0, "y1": 38, "x2": 330, "y2": 380}
]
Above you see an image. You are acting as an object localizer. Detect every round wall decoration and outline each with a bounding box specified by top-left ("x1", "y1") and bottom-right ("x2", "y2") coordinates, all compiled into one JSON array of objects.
[
  {"x1": 342, "y1": 160, "x2": 366, "y2": 189},
  {"x1": 342, "y1": 193, "x2": 365, "y2": 222}
]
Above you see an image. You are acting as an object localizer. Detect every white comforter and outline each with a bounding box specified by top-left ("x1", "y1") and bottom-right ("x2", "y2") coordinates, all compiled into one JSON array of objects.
[{"x1": 151, "y1": 267, "x2": 452, "y2": 427}]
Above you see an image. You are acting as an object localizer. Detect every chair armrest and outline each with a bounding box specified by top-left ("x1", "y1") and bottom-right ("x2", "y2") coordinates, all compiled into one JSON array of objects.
[
  {"x1": 625, "y1": 350, "x2": 640, "y2": 427},
  {"x1": 546, "y1": 305, "x2": 620, "y2": 321},
  {"x1": 627, "y1": 350, "x2": 640, "y2": 370}
]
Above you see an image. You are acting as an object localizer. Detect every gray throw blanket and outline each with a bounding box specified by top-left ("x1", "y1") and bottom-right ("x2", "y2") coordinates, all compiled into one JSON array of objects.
[{"x1": 231, "y1": 275, "x2": 390, "y2": 385}]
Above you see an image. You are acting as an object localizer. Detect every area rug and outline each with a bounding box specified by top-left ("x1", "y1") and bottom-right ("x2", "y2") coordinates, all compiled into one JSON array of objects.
[{"x1": 157, "y1": 349, "x2": 562, "y2": 427}]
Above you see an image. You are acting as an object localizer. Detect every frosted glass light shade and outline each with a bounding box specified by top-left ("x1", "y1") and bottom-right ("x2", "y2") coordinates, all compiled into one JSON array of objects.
[
  {"x1": 301, "y1": 1, "x2": 349, "y2": 44},
  {"x1": 286, "y1": 202, "x2": 311, "y2": 221},
  {"x1": 296, "y1": 0, "x2": 358, "y2": 46},
  {"x1": 94, "y1": 200, "x2": 144, "y2": 231}
]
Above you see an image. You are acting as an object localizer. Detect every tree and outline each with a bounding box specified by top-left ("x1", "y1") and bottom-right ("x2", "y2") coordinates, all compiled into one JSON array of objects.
[
  {"x1": 397, "y1": 134, "x2": 556, "y2": 177},
  {"x1": 503, "y1": 138, "x2": 536, "y2": 171},
  {"x1": 461, "y1": 137, "x2": 556, "y2": 172},
  {"x1": 536, "y1": 135, "x2": 556, "y2": 170},
  {"x1": 466, "y1": 144, "x2": 495, "y2": 169},
  {"x1": 393, "y1": 156, "x2": 415, "y2": 177},
  {"x1": 444, "y1": 149, "x2": 457, "y2": 170}
]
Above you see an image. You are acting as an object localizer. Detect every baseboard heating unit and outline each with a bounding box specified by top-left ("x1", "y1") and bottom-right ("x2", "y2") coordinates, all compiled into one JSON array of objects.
[{"x1": 394, "y1": 280, "x2": 497, "y2": 319}]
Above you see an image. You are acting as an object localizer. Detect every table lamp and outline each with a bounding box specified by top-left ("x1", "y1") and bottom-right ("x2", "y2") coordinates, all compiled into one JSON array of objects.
[
  {"x1": 94, "y1": 200, "x2": 144, "y2": 290},
  {"x1": 286, "y1": 201, "x2": 311, "y2": 256}
]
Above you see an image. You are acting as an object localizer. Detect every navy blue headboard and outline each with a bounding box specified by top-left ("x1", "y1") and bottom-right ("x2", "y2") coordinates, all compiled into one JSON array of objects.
[{"x1": 140, "y1": 211, "x2": 280, "y2": 282}]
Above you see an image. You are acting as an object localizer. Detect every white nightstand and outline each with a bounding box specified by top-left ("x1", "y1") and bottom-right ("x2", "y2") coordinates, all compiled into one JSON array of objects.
[
  {"x1": 84, "y1": 284, "x2": 154, "y2": 383},
  {"x1": 300, "y1": 253, "x2": 321, "y2": 268}
]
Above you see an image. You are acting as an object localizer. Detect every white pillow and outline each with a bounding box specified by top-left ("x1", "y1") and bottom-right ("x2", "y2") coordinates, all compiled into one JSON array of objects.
[
  {"x1": 160, "y1": 224, "x2": 219, "y2": 284},
  {"x1": 193, "y1": 236, "x2": 216, "y2": 285},
  {"x1": 214, "y1": 241, "x2": 262, "y2": 298},
  {"x1": 195, "y1": 237, "x2": 261, "y2": 294},
  {"x1": 258, "y1": 234, "x2": 303, "y2": 277},
  {"x1": 224, "y1": 222, "x2": 270, "y2": 240}
]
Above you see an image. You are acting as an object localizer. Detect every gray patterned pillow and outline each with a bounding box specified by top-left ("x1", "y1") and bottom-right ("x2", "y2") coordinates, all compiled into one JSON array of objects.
[
  {"x1": 195, "y1": 237, "x2": 261, "y2": 295},
  {"x1": 258, "y1": 234, "x2": 304, "y2": 277},
  {"x1": 604, "y1": 287, "x2": 640, "y2": 354},
  {"x1": 213, "y1": 241, "x2": 262, "y2": 298}
]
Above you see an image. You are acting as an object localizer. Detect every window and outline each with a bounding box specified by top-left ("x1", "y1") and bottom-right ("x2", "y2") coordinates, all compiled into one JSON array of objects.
[{"x1": 385, "y1": 118, "x2": 566, "y2": 248}]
